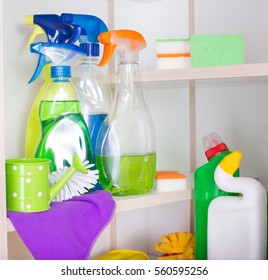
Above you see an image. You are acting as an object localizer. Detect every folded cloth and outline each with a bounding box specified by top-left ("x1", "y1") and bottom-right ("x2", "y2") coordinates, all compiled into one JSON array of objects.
[{"x1": 8, "y1": 190, "x2": 116, "y2": 260}]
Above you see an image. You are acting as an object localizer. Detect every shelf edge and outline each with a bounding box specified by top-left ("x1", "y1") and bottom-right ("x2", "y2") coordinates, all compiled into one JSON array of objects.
[
  {"x1": 114, "y1": 188, "x2": 193, "y2": 213},
  {"x1": 6, "y1": 188, "x2": 193, "y2": 232},
  {"x1": 136, "y1": 63, "x2": 268, "y2": 82}
]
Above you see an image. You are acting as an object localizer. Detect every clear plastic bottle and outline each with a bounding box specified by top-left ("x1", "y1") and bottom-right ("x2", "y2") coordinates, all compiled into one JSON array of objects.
[
  {"x1": 72, "y1": 45, "x2": 112, "y2": 163},
  {"x1": 95, "y1": 30, "x2": 156, "y2": 196},
  {"x1": 60, "y1": 13, "x2": 111, "y2": 163}
]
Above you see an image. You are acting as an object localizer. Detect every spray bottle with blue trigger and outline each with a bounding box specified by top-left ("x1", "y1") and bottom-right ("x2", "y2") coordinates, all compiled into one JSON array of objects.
[
  {"x1": 25, "y1": 14, "x2": 82, "y2": 158},
  {"x1": 29, "y1": 42, "x2": 96, "y2": 201},
  {"x1": 60, "y1": 13, "x2": 112, "y2": 164}
]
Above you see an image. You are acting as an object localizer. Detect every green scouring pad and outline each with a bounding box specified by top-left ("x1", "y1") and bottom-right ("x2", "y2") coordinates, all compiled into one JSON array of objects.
[{"x1": 190, "y1": 34, "x2": 244, "y2": 67}]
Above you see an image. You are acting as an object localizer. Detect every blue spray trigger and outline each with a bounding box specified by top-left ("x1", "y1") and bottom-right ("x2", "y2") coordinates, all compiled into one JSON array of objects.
[
  {"x1": 66, "y1": 24, "x2": 82, "y2": 44},
  {"x1": 29, "y1": 42, "x2": 86, "y2": 83},
  {"x1": 28, "y1": 54, "x2": 50, "y2": 83},
  {"x1": 60, "y1": 13, "x2": 108, "y2": 44}
]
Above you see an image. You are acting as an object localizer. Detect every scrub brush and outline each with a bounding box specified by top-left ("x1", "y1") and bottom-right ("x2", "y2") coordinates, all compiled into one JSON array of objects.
[{"x1": 49, "y1": 160, "x2": 99, "y2": 202}]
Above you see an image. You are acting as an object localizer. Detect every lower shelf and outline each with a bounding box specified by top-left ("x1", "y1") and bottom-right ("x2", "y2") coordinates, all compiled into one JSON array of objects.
[
  {"x1": 114, "y1": 188, "x2": 193, "y2": 213},
  {"x1": 6, "y1": 187, "x2": 193, "y2": 233}
]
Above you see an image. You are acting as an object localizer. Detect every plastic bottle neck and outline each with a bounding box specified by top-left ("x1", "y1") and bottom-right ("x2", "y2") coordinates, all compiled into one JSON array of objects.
[
  {"x1": 51, "y1": 65, "x2": 71, "y2": 81},
  {"x1": 118, "y1": 62, "x2": 139, "y2": 77},
  {"x1": 80, "y1": 56, "x2": 99, "y2": 66},
  {"x1": 118, "y1": 52, "x2": 139, "y2": 64},
  {"x1": 113, "y1": 61, "x2": 145, "y2": 114}
]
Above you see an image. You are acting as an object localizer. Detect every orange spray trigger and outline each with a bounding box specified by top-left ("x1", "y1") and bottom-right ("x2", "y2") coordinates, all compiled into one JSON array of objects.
[
  {"x1": 98, "y1": 29, "x2": 146, "y2": 66},
  {"x1": 98, "y1": 44, "x2": 117, "y2": 66}
]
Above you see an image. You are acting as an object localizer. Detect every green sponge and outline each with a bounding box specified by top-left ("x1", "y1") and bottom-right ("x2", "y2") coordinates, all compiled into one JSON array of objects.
[{"x1": 190, "y1": 34, "x2": 244, "y2": 67}]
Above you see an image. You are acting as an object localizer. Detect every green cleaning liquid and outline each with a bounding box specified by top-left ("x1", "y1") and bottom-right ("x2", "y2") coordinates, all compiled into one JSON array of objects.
[
  {"x1": 35, "y1": 100, "x2": 93, "y2": 172},
  {"x1": 96, "y1": 153, "x2": 156, "y2": 196}
]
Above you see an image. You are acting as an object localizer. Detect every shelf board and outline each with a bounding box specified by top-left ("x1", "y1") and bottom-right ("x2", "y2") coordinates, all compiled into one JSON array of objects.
[
  {"x1": 6, "y1": 187, "x2": 193, "y2": 232},
  {"x1": 114, "y1": 187, "x2": 193, "y2": 213},
  {"x1": 136, "y1": 63, "x2": 268, "y2": 83}
]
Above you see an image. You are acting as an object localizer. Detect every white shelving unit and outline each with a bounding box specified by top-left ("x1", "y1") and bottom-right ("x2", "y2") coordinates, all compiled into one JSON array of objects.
[
  {"x1": 1, "y1": 0, "x2": 268, "y2": 259},
  {"x1": 3, "y1": 61, "x2": 268, "y2": 258}
]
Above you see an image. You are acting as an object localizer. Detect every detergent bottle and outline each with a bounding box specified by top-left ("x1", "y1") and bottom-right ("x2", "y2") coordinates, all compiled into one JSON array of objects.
[
  {"x1": 95, "y1": 29, "x2": 156, "y2": 196},
  {"x1": 60, "y1": 13, "x2": 112, "y2": 163},
  {"x1": 194, "y1": 132, "x2": 239, "y2": 260},
  {"x1": 29, "y1": 42, "x2": 93, "y2": 175},
  {"x1": 208, "y1": 150, "x2": 267, "y2": 259},
  {"x1": 25, "y1": 14, "x2": 81, "y2": 158}
]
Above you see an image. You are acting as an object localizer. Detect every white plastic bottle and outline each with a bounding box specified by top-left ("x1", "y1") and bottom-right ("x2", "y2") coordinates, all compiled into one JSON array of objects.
[{"x1": 208, "y1": 150, "x2": 267, "y2": 260}]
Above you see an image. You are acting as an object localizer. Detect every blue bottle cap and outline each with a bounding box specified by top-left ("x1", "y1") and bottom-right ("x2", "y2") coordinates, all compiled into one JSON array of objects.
[
  {"x1": 51, "y1": 66, "x2": 71, "y2": 79},
  {"x1": 80, "y1": 42, "x2": 99, "y2": 56}
]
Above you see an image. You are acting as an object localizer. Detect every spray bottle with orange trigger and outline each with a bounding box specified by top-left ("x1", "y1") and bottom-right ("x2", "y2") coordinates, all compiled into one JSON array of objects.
[
  {"x1": 96, "y1": 30, "x2": 156, "y2": 196},
  {"x1": 25, "y1": 14, "x2": 81, "y2": 158}
]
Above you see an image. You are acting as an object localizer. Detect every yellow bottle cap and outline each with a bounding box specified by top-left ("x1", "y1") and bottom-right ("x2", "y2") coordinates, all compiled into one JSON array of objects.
[{"x1": 219, "y1": 150, "x2": 242, "y2": 175}]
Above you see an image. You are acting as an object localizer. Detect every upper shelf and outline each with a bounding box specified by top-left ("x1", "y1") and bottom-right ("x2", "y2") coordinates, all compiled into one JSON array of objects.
[
  {"x1": 106, "y1": 63, "x2": 268, "y2": 84},
  {"x1": 136, "y1": 63, "x2": 268, "y2": 83}
]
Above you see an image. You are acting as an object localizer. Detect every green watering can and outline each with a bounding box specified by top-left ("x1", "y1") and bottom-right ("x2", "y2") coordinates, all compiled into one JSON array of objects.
[{"x1": 5, "y1": 154, "x2": 88, "y2": 212}]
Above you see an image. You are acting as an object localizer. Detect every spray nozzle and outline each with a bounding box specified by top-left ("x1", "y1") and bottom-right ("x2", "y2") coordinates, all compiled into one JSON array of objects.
[
  {"x1": 98, "y1": 29, "x2": 146, "y2": 66},
  {"x1": 25, "y1": 14, "x2": 82, "y2": 49},
  {"x1": 29, "y1": 42, "x2": 86, "y2": 83},
  {"x1": 60, "y1": 13, "x2": 108, "y2": 57}
]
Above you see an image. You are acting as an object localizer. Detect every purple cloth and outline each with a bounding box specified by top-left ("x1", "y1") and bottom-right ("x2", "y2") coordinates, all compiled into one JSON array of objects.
[{"x1": 7, "y1": 190, "x2": 116, "y2": 260}]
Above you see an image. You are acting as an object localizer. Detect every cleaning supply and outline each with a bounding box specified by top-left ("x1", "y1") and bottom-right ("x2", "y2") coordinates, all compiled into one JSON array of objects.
[
  {"x1": 29, "y1": 42, "x2": 94, "y2": 201},
  {"x1": 155, "y1": 232, "x2": 195, "y2": 260},
  {"x1": 25, "y1": 14, "x2": 81, "y2": 158},
  {"x1": 7, "y1": 190, "x2": 116, "y2": 260},
  {"x1": 194, "y1": 132, "x2": 239, "y2": 260},
  {"x1": 155, "y1": 171, "x2": 187, "y2": 192},
  {"x1": 190, "y1": 34, "x2": 244, "y2": 67},
  {"x1": 96, "y1": 30, "x2": 156, "y2": 196},
  {"x1": 156, "y1": 39, "x2": 191, "y2": 70},
  {"x1": 60, "y1": 13, "x2": 112, "y2": 163},
  {"x1": 92, "y1": 249, "x2": 149, "y2": 260},
  {"x1": 6, "y1": 154, "x2": 91, "y2": 212},
  {"x1": 208, "y1": 151, "x2": 267, "y2": 260}
]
